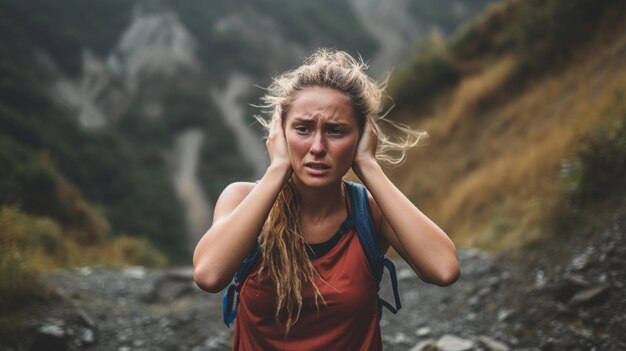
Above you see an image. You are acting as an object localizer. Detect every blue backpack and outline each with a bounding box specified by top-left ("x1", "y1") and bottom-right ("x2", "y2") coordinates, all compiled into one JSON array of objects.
[{"x1": 222, "y1": 181, "x2": 401, "y2": 327}]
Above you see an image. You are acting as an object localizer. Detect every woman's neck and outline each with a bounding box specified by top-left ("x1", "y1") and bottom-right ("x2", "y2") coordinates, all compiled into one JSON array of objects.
[{"x1": 292, "y1": 177, "x2": 346, "y2": 223}]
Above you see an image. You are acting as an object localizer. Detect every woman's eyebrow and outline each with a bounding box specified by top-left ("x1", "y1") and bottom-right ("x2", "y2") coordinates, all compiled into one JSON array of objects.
[
  {"x1": 324, "y1": 122, "x2": 350, "y2": 127},
  {"x1": 290, "y1": 117, "x2": 351, "y2": 128},
  {"x1": 291, "y1": 117, "x2": 315, "y2": 123}
]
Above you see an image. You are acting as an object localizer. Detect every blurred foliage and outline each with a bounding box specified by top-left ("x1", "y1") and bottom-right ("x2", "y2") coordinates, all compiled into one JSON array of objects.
[
  {"x1": 119, "y1": 86, "x2": 254, "y2": 205},
  {"x1": 1, "y1": 206, "x2": 79, "y2": 271},
  {"x1": 502, "y1": 0, "x2": 622, "y2": 75},
  {"x1": 0, "y1": 137, "x2": 109, "y2": 245},
  {"x1": 0, "y1": 208, "x2": 58, "y2": 314},
  {"x1": 250, "y1": 0, "x2": 377, "y2": 55},
  {"x1": 561, "y1": 89, "x2": 626, "y2": 211},
  {"x1": 167, "y1": 0, "x2": 378, "y2": 84},
  {"x1": 0, "y1": 0, "x2": 379, "y2": 263},
  {"x1": 0, "y1": 78, "x2": 187, "y2": 260},
  {"x1": 161, "y1": 90, "x2": 254, "y2": 201},
  {"x1": 0, "y1": 205, "x2": 166, "y2": 311},
  {"x1": 407, "y1": 0, "x2": 495, "y2": 35},
  {"x1": 200, "y1": 132, "x2": 254, "y2": 201},
  {"x1": 392, "y1": 0, "x2": 626, "y2": 109},
  {"x1": 389, "y1": 39, "x2": 459, "y2": 108},
  {"x1": 161, "y1": 90, "x2": 222, "y2": 134},
  {"x1": 0, "y1": 0, "x2": 195, "y2": 258},
  {"x1": 1, "y1": 0, "x2": 379, "y2": 81},
  {"x1": 387, "y1": 0, "x2": 626, "y2": 250},
  {"x1": 0, "y1": 205, "x2": 168, "y2": 269},
  {"x1": 0, "y1": 0, "x2": 132, "y2": 77},
  {"x1": 106, "y1": 235, "x2": 168, "y2": 268},
  {"x1": 0, "y1": 0, "x2": 510, "y2": 262},
  {"x1": 447, "y1": 0, "x2": 623, "y2": 63}
]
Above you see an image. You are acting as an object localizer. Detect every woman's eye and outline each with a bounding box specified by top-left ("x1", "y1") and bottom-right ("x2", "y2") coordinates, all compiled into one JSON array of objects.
[
  {"x1": 327, "y1": 128, "x2": 345, "y2": 136},
  {"x1": 294, "y1": 126, "x2": 309, "y2": 134}
]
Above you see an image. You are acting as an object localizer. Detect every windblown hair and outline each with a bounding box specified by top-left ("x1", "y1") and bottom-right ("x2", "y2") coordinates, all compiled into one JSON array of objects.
[{"x1": 255, "y1": 48, "x2": 426, "y2": 335}]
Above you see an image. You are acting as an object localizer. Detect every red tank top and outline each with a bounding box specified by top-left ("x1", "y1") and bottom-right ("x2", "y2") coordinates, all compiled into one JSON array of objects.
[{"x1": 232, "y1": 227, "x2": 382, "y2": 350}]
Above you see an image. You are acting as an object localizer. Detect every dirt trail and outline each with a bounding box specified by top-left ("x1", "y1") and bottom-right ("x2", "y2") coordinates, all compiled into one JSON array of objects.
[{"x1": 166, "y1": 129, "x2": 213, "y2": 253}]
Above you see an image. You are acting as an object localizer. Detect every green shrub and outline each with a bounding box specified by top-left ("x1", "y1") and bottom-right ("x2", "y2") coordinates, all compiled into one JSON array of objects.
[
  {"x1": 0, "y1": 206, "x2": 73, "y2": 269},
  {"x1": 0, "y1": 251, "x2": 53, "y2": 313},
  {"x1": 107, "y1": 236, "x2": 168, "y2": 268},
  {"x1": 560, "y1": 90, "x2": 626, "y2": 209},
  {"x1": 503, "y1": 0, "x2": 625, "y2": 74},
  {"x1": 0, "y1": 207, "x2": 61, "y2": 312},
  {"x1": 0, "y1": 137, "x2": 110, "y2": 245},
  {"x1": 389, "y1": 41, "x2": 458, "y2": 106},
  {"x1": 0, "y1": 205, "x2": 167, "y2": 318}
]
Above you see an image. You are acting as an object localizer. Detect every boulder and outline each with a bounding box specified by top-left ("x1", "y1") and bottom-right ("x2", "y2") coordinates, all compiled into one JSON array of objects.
[
  {"x1": 436, "y1": 334, "x2": 474, "y2": 351},
  {"x1": 477, "y1": 335, "x2": 510, "y2": 351}
]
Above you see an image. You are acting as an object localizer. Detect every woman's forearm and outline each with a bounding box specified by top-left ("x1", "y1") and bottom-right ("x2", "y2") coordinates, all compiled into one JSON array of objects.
[
  {"x1": 357, "y1": 160, "x2": 460, "y2": 285},
  {"x1": 193, "y1": 164, "x2": 290, "y2": 293}
]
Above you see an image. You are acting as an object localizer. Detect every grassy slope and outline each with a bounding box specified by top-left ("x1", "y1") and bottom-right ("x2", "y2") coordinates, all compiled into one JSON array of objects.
[{"x1": 388, "y1": 0, "x2": 626, "y2": 251}]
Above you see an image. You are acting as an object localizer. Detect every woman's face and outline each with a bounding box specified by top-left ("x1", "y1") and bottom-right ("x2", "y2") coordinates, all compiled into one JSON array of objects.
[{"x1": 284, "y1": 87, "x2": 360, "y2": 188}]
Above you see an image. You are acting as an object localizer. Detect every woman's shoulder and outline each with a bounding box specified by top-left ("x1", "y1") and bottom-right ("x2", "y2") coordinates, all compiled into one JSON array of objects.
[
  {"x1": 212, "y1": 182, "x2": 257, "y2": 221},
  {"x1": 220, "y1": 181, "x2": 256, "y2": 198}
]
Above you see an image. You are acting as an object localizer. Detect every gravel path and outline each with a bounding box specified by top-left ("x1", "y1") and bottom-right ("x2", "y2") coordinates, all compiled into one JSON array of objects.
[{"x1": 4, "y1": 207, "x2": 625, "y2": 351}]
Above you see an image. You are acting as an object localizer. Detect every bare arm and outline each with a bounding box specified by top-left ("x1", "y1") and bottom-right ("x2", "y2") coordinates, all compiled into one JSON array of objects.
[
  {"x1": 353, "y1": 124, "x2": 460, "y2": 286},
  {"x1": 193, "y1": 117, "x2": 291, "y2": 293}
]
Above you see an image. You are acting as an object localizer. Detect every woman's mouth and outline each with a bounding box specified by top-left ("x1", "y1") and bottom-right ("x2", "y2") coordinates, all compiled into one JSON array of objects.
[
  {"x1": 305, "y1": 162, "x2": 330, "y2": 175},
  {"x1": 306, "y1": 162, "x2": 330, "y2": 169}
]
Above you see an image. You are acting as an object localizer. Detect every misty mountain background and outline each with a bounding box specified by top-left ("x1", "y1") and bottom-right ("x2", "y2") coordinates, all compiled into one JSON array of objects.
[
  {"x1": 0, "y1": 0, "x2": 493, "y2": 262},
  {"x1": 3, "y1": 1, "x2": 626, "y2": 349}
]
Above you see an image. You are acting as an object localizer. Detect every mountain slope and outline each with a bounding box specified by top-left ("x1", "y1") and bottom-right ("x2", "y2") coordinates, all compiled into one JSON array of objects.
[{"x1": 387, "y1": 0, "x2": 626, "y2": 250}]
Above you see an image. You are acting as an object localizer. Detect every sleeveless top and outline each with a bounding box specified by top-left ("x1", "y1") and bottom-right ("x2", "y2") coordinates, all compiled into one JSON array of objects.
[{"x1": 232, "y1": 194, "x2": 382, "y2": 350}]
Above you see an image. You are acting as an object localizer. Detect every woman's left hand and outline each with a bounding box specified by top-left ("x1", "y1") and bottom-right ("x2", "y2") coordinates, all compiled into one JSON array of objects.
[{"x1": 352, "y1": 121, "x2": 379, "y2": 179}]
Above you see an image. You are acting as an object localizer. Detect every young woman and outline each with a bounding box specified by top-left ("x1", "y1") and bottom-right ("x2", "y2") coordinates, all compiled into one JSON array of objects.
[{"x1": 193, "y1": 49, "x2": 460, "y2": 350}]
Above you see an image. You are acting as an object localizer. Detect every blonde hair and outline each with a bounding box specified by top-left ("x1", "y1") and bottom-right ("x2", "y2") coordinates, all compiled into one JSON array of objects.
[{"x1": 255, "y1": 48, "x2": 426, "y2": 335}]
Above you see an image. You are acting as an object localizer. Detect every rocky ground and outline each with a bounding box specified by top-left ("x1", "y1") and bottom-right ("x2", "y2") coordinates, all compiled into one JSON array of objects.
[{"x1": 2, "y1": 206, "x2": 625, "y2": 351}]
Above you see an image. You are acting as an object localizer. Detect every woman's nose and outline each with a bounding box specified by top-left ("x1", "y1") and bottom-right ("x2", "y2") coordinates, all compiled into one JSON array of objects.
[{"x1": 309, "y1": 132, "x2": 326, "y2": 155}]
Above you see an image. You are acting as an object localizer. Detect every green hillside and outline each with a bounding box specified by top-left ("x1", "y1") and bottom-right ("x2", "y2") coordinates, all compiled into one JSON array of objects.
[{"x1": 388, "y1": 0, "x2": 626, "y2": 250}]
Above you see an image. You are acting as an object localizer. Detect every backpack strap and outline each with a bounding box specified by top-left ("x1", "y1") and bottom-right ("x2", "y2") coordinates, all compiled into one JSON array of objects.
[
  {"x1": 346, "y1": 181, "x2": 402, "y2": 316},
  {"x1": 223, "y1": 241, "x2": 261, "y2": 327}
]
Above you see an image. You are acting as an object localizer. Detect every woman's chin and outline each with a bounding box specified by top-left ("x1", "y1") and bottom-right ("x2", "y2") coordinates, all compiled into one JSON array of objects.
[{"x1": 291, "y1": 173, "x2": 340, "y2": 188}]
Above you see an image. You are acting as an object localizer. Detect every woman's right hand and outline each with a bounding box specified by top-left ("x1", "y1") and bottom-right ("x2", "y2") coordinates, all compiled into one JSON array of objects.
[{"x1": 266, "y1": 115, "x2": 292, "y2": 176}]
